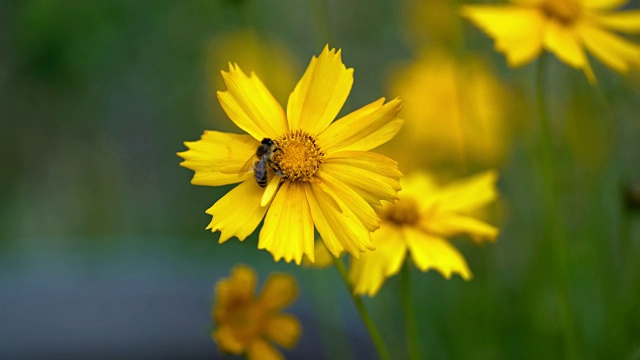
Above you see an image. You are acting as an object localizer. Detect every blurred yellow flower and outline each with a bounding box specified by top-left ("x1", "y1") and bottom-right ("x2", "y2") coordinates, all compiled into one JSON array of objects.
[
  {"x1": 178, "y1": 46, "x2": 403, "y2": 264},
  {"x1": 302, "y1": 240, "x2": 336, "y2": 269},
  {"x1": 212, "y1": 265, "x2": 301, "y2": 360},
  {"x1": 385, "y1": 50, "x2": 511, "y2": 172},
  {"x1": 461, "y1": 0, "x2": 640, "y2": 83},
  {"x1": 349, "y1": 171, "x2": 499, "y2": 296}
]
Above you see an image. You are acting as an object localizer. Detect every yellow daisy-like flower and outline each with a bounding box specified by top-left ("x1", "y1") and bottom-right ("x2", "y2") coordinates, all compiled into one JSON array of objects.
[
  {"x1": 385, "y1": 49, "x2": 511, "y2": 171},
  {"x1": 178, "y1": 45, "x2": 403, "y2": 264},
  {"x1": 212, "y1": 265, "x2": 301, "y2": 360},
  {"x1": 461, "y1": 0, "x2": 640, "y2": 83},
  {"x1": 349, "y1": 171, "x2": 499, "y2": 296}
]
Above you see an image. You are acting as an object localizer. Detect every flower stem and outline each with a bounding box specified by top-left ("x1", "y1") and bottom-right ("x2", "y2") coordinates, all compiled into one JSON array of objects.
[
  {"x1": 535, "y1": 55, "x2": 577, "y2": 359},
  {"x1": 400, "y1": 260, "x2": 420, "y2": 360},
  {"x1": 333, "y1": 258, "x2": 391, "y2": 360}
]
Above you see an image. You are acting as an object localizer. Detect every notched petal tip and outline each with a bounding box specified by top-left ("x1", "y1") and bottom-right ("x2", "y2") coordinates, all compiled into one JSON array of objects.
[
  {"x1": 319, "y1": 44, "x2": 354, "y2": 71},
  {"x1": 391, "y1": 95, "x2": 403, "y2": 105},
  {"x1": 176, "y1": 153, "x2": 195, "y2": 167},
  {"x1": 216, "y1": 61, "x2": 288, "y2": 140},
  {"x1": 266, "y1": 251, "x2": 302, "y2": 265},
  {"x1": 228, "y1": 61, "x2": 240, "y2": 72},
  {"x1": 321, "y1": 44, "x2": 337, "y2": 56},
  {"x1": 219, "y1": 62, "x2": 233, "y2": 78},
  {"x1": 319, "y1": 97, "x2": 404, "y2": 152}
]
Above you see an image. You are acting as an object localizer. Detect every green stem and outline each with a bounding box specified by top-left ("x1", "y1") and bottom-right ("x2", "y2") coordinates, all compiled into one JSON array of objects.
[
  {"x1": 400, "y1": 260, "x2": 420, "y2": 360},
  {"x1": 333, "y1": 258, "x2": 392, "y2": 360},
  {"x1": 536, "y1": 55, "x2": 577, "y2": 359}
]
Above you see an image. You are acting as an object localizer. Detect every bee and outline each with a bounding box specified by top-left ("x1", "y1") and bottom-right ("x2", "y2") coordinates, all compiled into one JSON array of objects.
[{"x1": 253, "y1": 138, "x2": 283, "y2": 187}]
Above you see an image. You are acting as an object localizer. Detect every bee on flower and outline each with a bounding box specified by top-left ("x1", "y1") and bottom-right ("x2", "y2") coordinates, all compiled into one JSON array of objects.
[
  {"x1": 178, "y1": 45, "x2": 403, "y2": 264},
  {"x1": 212, "y1": 265, "x2": 301, "y2": 359},
  {"x1": 461, "y1": 0, "x2": 640, "y2": 83}
]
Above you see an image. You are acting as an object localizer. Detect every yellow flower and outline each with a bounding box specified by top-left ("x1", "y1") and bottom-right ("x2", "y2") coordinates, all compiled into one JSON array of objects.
[
  {"x1": 212, "y1": 265, "x2": 301, "y2": 360},
  {"x1": 178, "y1": 46, "x2": 403, "y2": 264},
  {"x1": 349, "y1": 171, "x2": 499, "y2": 296},
  {"x1": 461, "y1": 0, "x2": 640, "y2": 83},
  {"x1": 384, "y1": 49, "x2": 511, "y2": 171}
]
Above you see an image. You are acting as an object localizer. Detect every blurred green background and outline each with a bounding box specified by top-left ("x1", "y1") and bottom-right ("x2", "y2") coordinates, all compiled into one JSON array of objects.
[{"x1": 1, "y1": 0, "x2": 640, "y2": 359}]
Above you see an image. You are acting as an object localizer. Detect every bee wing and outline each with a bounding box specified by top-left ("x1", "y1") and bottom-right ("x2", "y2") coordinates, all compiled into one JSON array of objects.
[
  {"x1": 219, "y1": 154, "x2": 256, "y2": 175},
  {"x1": 242, "y1": 154, "x2": 256, "y2": 174}
]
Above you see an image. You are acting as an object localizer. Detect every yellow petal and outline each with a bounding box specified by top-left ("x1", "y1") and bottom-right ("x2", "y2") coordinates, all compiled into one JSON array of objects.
[
  {"x1": 422, "y1": 213, "x2": 499, "y2": 242},
  {"x1": 212, "y1": 325, "x2": 245, "y2": 354},
  {"x1": 178, "y1": 131, "x2": 257, "y2": 171},
  {"x1": 461, "y1": 6, "x2": 545, "y2": 66},
  {"x1": 403, "y1": 228, "x2": 472, "y2": 280},
  {"x1": 264, "y1": 314, "x2": 302, "y2": 349},
  {"x1": 259, "y1": 273, "x2": 298, "y2": 311},
  {"x1": 247, "y1": 338, "x2": 284, "y2": 360},
  {"x1": 321, "y1": 151, "x2": 402, "y2": 207},
  {"x1": 583, "y1": 0, "x2": 628, "y2": 11},
  {"x1": 217, "y1": 63, "x2": 288, "y2": 140},
  {"x1": 190, "y1": 171, "x2": 252, "y2": 187},
  {"x1": 316, "y1": 172, "x2": 380, "y2": 232},
  {"x1": 258, "y1": 182, "x2": 315, "y2": 264},
  {"x1": 430, "y1": 170, "x2": 498, "y2": 213},
  {"x1": 286, "y1": 45, "x2": 354, "y2": 134},
  {"x1": 178, "y1": 131, "x2": 257, "y2": 186},
  {"x1": 577, "y1": 23, "x2": 640, "y2": 74},
  {"x1": 592, "y1": 10, "x2": 640, "y2": 33},
  {"x1": 542, "y1": 20, "x2": 596, "y2": 83},
  {"x1": 348, "y1": 225, "x2": 407, "y2": 297},
  {"x1": 205, "y1": 180, "x2": 270, "y2": 243},
  {"x1": 229, "y1": 264, "x2": 257, "y2": 296},
  {"x1": 396, "y1": 172, "x2": 439, "y2": 212},
  {"x1": 215, "y1": 265, "x2": 257, "y2": 314},
  {"x1": 318, "y1": 97, "x2": 403, "y2": 152},
  {"x1": 305, "y1": 180, "x2": 375, "y2": 259},
  {"x1": 261, "y1": 175, "x2": 281, "y2": 207}
]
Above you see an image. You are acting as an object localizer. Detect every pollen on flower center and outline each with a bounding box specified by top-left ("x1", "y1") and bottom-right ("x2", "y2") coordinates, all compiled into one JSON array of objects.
[
  {"x1": 541, "y1": 0, "x2": 582, "y2": 24},
  {"x1": 381, "y1": 200, "x2": 421, "y2": 226},
  {"x1": 272, "y1": 130, "x2": 324, "y2": 182}
]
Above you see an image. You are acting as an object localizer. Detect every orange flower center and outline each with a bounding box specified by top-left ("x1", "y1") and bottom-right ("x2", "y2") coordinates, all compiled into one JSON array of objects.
[
  {"x1": 380, "y1": 199, "x2": 420, "y2": 226},
  {"x1": 541, "y1": 0, "x2": 582, "y2": 24},
  {"x1": 272, "y1": 130, "x2": 325, "y2": 182}
]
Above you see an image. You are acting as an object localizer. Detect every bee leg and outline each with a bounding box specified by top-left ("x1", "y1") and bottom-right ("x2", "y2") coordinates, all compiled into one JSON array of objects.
[{"x1": 268, "y1": 160, "x2": 285, "y2": 177}]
